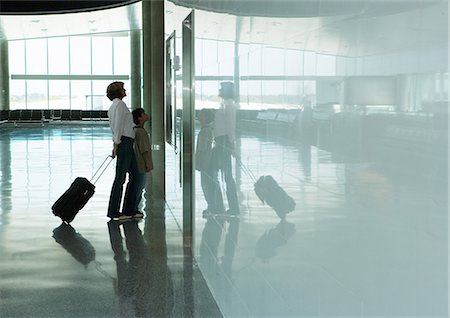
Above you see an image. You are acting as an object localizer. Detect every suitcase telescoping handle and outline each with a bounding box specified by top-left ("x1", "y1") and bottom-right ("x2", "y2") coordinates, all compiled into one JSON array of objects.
[
  {"x1": 234, "y1": 155, "x2": 257, "y2": 183},
  {"x1": 90, "y1": 155, "x2": 114, "y2": 185}
]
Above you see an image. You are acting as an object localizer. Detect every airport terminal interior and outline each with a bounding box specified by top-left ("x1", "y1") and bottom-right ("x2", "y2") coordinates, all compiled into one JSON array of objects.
[{"x1": 0, "y1": 0, "x2": 448, "y2": 317}]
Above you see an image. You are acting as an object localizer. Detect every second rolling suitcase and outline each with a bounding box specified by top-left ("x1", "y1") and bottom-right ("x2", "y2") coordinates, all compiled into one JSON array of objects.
[
  {"x1": 254, "y1": 175, "x2": 296, "y2": 219},
  {"x1": 52, "y1": 156, "x2": 112, "y2": 223},
  {"x1": 237, "y1": 157, "x2": 296, "y2": 219}
]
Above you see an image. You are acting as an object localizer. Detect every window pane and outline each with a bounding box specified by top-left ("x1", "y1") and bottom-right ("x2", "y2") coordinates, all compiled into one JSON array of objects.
[
  {"x1": 9, "y1": 40, "x2": 25, "y2": 74},
  {"x1": 70, "y1": 80, "x2": 91, "y2": 110},
  {"x1": 263, "y1": 47, "x2": 284, "y2": 75},
  {"x1": 262, "y1": 80, "x2": 284, "y2": 106},
  {"x1": 113, "y1": 36, "x2": 130, "y2": 75},
  {"x1": 195, "y1": 81, "x2": 220, "y2": 108},
  {"x1": 285, "y1": 81, "x2": 303, "y2": 105},
  {"x1": 48, "y1": 37, "x2": 69, "y2": 74},
  {"x1": 10, "y1": 80, "x2": 26, "y2": 109},
  {"x1": 244, "y1": 80, "x2": 263, "y2": 105},
  {"x1": 218, "y1": 41, "x2": 234, "y2": 76},
  {"x1": 248, "y1": 46, "x2": 262, "y2": 74},
  {"x1": 26, "y1": 39, "x2": 47, "y2": 74},
  {"x1": 49, "y1": 80, "x2": 70, "y2": 109},
  {"x1": 92, "y1": 36, "x2": 112, "y2": 75},
  {"x1": 70, "y1": 36, "x2": 91, "y2": 75},
  {"x1": 304, "y1": 51, "x2": 317, "y2": 76},
  {"x1": 285, "y1": 49, "x2": 303, "y2": 76},
  {"x1": 316, "y1": 54, "x2": 336, "y2": 76},
  {"x1": 198, "y1": 39, "x2": 218, "y2": 76},
  {"x1": 27, "y1": 80, "x2": 48, "y2": 109}
]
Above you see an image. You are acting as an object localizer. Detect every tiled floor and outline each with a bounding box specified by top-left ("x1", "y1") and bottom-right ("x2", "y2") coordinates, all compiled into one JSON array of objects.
[
  {"x1": 0, "y1": 123, "x2": 221, "y2": 318},
  {"x1": 0, "y1": 122, "x2": 448, "y2": 317}
]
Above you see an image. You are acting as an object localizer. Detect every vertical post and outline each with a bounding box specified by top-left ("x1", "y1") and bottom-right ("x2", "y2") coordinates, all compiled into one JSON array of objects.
[
  {"x1": 234, "y1": 17, "x2": 242, "y2": 185},
  {"x1": 142, "y1": 0, "x2": 165, "y2": 214},
  {"x1": 130, "y1": 30, "x2": 142, "y2": 109},
  {"x1": 182, "y1": 11, "x2": 195, "y2": 243},
  {"x1": 0, "y1": 39, "x2": 10, "y2": 110}
]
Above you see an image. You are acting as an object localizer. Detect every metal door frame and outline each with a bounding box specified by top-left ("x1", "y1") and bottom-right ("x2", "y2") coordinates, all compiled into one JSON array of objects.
[{"x1": 182, "y1": 11, "x2": 195, "y2": 243}]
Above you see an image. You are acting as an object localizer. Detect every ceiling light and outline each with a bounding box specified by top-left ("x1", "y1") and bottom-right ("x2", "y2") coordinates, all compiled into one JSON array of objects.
[{"x1": 31, "y1": 19, "x2": 40, "y2": 23}]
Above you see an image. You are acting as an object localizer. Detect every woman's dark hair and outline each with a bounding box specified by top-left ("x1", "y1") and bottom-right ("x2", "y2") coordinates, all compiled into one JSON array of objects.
[
  {"x1": 219, "y1": 81, "x2": 234, "y2": 100},
  {"x1": 132, "y1": 108, "x2": 145, "y2": 125},
  {"x1": 106, "y1": 81, "x2": 125, "y2": 101}
]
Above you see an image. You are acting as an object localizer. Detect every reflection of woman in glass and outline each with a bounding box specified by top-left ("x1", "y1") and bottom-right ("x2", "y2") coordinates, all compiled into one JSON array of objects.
[{"x1": 210, "y1": 82, "x2": 240, "y2": 215}]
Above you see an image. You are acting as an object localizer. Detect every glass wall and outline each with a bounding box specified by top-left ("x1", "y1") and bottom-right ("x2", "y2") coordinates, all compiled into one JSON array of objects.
[
  {"x1": 8, "y1": 33, "x2": 131, "y2": 110},
  {"x1": 162, "y1": 1, "x2": 449, "y2": 317}
]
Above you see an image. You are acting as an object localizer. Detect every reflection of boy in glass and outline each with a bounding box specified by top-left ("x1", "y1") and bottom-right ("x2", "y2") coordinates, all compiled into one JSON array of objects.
[
  {"x1": 132, "y1": 108, "x2": 153, "y2": 218},
  {"x1": 211, "y1": 82, "x2": 240, "y2": 215},
  {"x1": 196, "y1": 109, "x2": 224, "y2": 215}
]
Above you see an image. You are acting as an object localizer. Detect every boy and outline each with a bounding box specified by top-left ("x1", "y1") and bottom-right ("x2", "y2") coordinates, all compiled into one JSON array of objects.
[
  {"x1": 131, "y1": 108, "x2": 153, "y2": 218},
  {"x1": 196, "y1": 108, "x2": 224, "y2": 216}
]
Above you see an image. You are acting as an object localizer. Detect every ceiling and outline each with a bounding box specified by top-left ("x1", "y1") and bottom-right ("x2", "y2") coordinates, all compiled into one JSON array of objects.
[
  {"x1": 0, "y1": 0, "x2": 447, "y2": 58},
  {"x1": 0, "y1": 1, "x2": 139, "y2": 15},
  {"x1": 170, "y1": 0, "x2": 443, "y2": 18}
]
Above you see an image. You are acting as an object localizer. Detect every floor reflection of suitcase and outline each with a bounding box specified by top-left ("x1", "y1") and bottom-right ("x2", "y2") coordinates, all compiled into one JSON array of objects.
[
  {"x1": 52, "y1": 156, "x2": 112, "y2": 223},
  {"x1": 52, "y1": 223, "x2": 96, "y2": 266}
]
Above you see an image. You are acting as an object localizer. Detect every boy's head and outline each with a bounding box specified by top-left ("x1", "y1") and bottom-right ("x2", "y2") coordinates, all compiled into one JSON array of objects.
[
  {"x1": 132, "y1": 108, "x2": 149, "y2": 125},
  {"x1": 198, "y1": 108, "x2": 214, "y2": 125}
]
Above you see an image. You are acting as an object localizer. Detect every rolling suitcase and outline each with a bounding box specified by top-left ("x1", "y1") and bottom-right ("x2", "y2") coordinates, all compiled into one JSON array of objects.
[{"x1": 52, "y1": 156, "x2": 113, "y2": 223}]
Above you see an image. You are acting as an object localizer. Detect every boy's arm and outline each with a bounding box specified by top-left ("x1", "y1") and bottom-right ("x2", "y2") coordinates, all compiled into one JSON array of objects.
[
  {"x1": 142, "y1": 151, "x2": 153, "y2": 172},
  {"x1": 138, "y1": 128, "x2": 153, "y2": 172}
]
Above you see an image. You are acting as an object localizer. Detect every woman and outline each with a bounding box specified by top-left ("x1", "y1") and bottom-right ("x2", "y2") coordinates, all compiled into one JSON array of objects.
[{"x1": 106, "y1": 81, "x2": 140, "y2": 220}]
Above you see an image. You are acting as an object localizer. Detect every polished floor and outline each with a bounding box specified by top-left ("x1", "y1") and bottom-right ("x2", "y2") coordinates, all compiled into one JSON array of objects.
[
  {"x1": 190, "y1": 133, "x2": 448, "y2": 317},
  {"x1": 0, "y1": 123, "x2": 221, "y2": 318},
  {"x1": 0, "y1": 123, "x2": 448, "y2": 317}
]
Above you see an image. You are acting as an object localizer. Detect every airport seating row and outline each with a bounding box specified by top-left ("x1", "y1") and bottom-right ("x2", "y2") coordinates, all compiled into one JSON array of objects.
[
  {"x1": 238, "y1": 109, "x2": 299, "y2": 134},
  {"x1": 0, "y1": 109, "x2": 108, "y2": 122}
]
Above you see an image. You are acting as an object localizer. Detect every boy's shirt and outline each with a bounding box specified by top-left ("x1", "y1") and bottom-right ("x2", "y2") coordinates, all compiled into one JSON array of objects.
[
  {"x1": 195, "y1": 123, "x2": 213, "y2": 172},
  {"x1": 134, "y1": 126, "x2": 153, "y2": 173}
]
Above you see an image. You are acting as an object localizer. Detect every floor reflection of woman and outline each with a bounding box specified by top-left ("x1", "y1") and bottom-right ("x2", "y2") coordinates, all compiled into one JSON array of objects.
[{"x1": 107, "y1": 219, "x2": 173, "y2": 316}]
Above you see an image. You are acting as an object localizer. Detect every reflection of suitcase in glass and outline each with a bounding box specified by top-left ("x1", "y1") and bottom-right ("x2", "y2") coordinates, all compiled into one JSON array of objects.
[
  {"x1": 52, "y1": 156, "x2": 112, "y2": 223},
  {"x1": 237, "y1": 156, "x2": 296, "y2": 219},
  {"x1": 254, "y1": 175, "x2": 296, "y2": 219}
]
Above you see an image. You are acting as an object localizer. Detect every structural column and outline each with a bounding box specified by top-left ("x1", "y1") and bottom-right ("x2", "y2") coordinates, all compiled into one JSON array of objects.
[
  {"x1": 0, "y1": 39, "x2": 9, "y2": 110},
  {"x1": 142, "y1": 0, "x2": 165, "y2": 213},
  {"x1": 130, "y1": 30, "x2": 142, "y2": 109}
]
